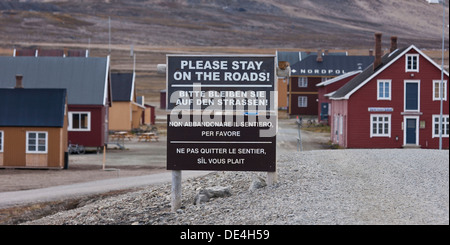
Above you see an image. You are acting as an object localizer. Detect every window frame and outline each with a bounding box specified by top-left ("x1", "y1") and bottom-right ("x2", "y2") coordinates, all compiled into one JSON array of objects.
[
  {"x1": 298, "y1": 77, "x2": 308, "y2": 88},
  {"x1": 68, "y1": 111, "x2": 91, "y2": 131},
  {"x1": 0, "y1": 130, "x2": 3, "y2": 153},
  {"x1": 432, "y1": 115, "x2": 449, "y2": 138},
  {"x1": 26, "y1": 131, "x2": 48, "y2": 154},
  {"x1": 377, "y1": 79, "x2": 392, "y2": 100},
  {"x1": 370, "y1": 114, "x2": 391, "y2": 138},
  {"x1": 297, "y1": 96, "x2": 308, "y2": 108},
  {"x1": 433, "y1": 80, "x2": 447, "y2": 101},
  {"x1": 405, "y1": 54, "x2": 419, "y2": 72}
]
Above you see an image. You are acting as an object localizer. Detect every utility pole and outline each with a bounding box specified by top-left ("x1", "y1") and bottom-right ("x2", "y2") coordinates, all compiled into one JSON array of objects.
[{"x1": 439, "y1": 0, "x2": 446, "y2": 150}]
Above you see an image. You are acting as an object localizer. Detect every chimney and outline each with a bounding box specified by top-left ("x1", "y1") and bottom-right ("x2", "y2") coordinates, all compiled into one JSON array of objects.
[
  {"x1": 390, "y1": 36, "x2": 398, "y2": 53},
  {"x1": 15, "y1": 74, "x2": 24, "y2": 89},
  {"x1": 316, "y1": 49, "x2": 323, "y2": 62},
  {"x1": 373, "y1": 33, "x2": 382, "y2": 70}
]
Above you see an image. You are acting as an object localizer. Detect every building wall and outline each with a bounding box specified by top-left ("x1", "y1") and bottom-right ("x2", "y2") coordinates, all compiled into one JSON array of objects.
[
  {"x1": 131, "y1": 103, "x2": 144, "y2": 129},
  {"x1": 68, "y1": 105, "x2": 107, "y2": 147},
  {"x1": 109, "y1": 102, "x2": 132, "y2": 131},
  {"x1": 330, "y1": 99, "x2": 348, "y2": 147},
  {"x1": 289, "y1": 93, "x2": 318, "y2": 115},
  {"x1": 0, "y1": 127, "x2": 66, "y2": 168},
  {"x1": 317, "y1": 73, "x2": 360, "y2": 124},
  {"x1": 277, "y1": 78, "x2": 288, "y2": 109},
  {"x1": 289, "y1": 76, "x2": 325, "y2": 115}
]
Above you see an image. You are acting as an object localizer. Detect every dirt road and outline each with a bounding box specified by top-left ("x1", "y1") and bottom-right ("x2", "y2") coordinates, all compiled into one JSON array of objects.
[{"x1": 0, "y1": 118, "x2": 330, "y2": 208}]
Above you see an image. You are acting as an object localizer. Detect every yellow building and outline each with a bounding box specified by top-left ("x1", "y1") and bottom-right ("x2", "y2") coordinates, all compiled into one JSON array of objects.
[{"x1": 109, "y1": 72, "x2": 144, "y2": 131}]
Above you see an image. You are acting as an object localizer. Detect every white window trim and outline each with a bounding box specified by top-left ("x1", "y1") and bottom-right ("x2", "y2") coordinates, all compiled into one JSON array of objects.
[
  {"x1": 405, "y1": 54, "x2": 419, "y2": 72},
  {"x1": 68, "y1": 111, "x2": 91, "y2": 131},
  {"x1": 377, "y1": 79, "x2": 392, "y2": 100},
  {"x1": 404, "y1": 80, "x2": 421, "y2": 112},
  {"x1": 298, "y1": 96, "x2": 307, "y2": 108},
  {"x1": 0, "y1": 130, "x2": 3, "y2": 153},
  {"x1": 432, "y1": 115, "x2": 449, "y2": 138},
  {"x1": 433, "y1": 80, "x2": 447, "y2": 101},
  {"x1": 26, "y1": 131, "x2": 48, "y2": 154},
  {"x1": 370, "y1": 114, "x2": 391, "y2": 138},
  {"x1": 298, "y1": 77, "x2": 308, "y2": 88}
]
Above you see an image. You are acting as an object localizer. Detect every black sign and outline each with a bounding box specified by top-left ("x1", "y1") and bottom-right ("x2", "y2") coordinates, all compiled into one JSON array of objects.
[
  {"x1": 166, "y1": 55, "x2": 275, "y2": 111},
  {"x1": 167, "y1": 114, "x2": 276, "y2": 172}
]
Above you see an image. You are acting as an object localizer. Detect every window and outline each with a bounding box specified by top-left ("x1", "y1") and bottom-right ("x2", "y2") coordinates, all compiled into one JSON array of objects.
[
  {"x1": 298, "y1": 96, "x2": 307, "y2": 108},
  {"x1": 26, "y1": 132, "x2": 48, "y2": 153},
  {"x1": 0, "y1": 131, "x2": 3, "y2": 152},
  {"x1": 298, "y1": 77, "x2": 308, "y2": 88},
  {"x1": 378, "y1": 80, "x2": 391, "y2": 100},
  {"x1": 406, "y1": 54, "x2": 419, "y2": 72},
  {"x1": 433, "y1": 115, "x2": 449, "y2": 138},
  {"x1": 404, "y1": 80, "x2": 420, "y2": 112},
  {"x1": 370, "y1": 114, "x2": 391, "y2": 137},
  {"x1": 433, "y1": 80, "x2": 447, "y2": 101},
  {"x1": 68, "y1": 112, "x2": 91, "y2": 131}
]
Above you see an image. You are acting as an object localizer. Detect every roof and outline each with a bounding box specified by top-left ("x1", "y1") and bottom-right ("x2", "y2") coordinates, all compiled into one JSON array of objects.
[
  {"x1": 276, "y1": 51, "x2": 348, "y2": 67},
  {"x1": 0, "y1": 56, "x2": 110, "y2": 105},
  {"x1": 316, "y1": 70, "x2": 363, "y2": 87},
  {"x1": 290, "y1": 55, "x2": 374, "y2": 76},
  {"x1": 277, "y1": 51, "x2": 301, "y2": 67},
  {"x1": 331, "y1": 45, "x2": 449, "y2": 100},
  {"x1": 111, "y1": 73, "x2": 135, "y2": 102},
  {"x1": 0, "y1": 88, "x2": 66, "y2": 127}
]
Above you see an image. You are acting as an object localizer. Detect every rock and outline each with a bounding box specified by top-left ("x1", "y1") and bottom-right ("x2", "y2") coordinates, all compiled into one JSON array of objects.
[
  {"x1": 193, "y1": 186, "x2": 232, "y2": 205},
  {"x1": 205, "y1": 186, "x2": 232, "y2": 198},
  {"x1": 249, "y1": 176, "x2": 266, "y2": 191},
  {"x1": 194, "y1": 192, "x2": 210, "y2": 205}
]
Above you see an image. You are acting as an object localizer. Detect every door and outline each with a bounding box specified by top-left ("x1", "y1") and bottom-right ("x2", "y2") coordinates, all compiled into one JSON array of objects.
[
  {"x1": 320, "y1": 102, "x2": 329, "y2": 121},
  {"x1": 406, "y1": 118, "x2": 417, "y2": 145}
]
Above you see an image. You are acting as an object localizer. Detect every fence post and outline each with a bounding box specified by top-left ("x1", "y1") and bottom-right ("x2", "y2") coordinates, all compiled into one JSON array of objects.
[{"x1": 171, "y1": 170, "x2": 182, "y2": 212}]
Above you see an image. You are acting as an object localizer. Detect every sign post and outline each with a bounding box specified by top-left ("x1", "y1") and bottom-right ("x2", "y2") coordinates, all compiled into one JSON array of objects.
[{"x1": 166, "y1": 55, "x2": 277, "y2": 211}]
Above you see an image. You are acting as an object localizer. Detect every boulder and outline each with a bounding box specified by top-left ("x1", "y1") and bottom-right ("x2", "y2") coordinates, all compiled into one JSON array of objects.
[
  {"x1": 193, "y1": 186, "x2": 231, "y2": 205},
  {"x1": 249, "y1": 176, "x2": 266, "y2": 191}
]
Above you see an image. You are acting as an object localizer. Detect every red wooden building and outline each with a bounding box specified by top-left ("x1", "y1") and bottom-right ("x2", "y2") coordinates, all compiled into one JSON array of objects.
[
  {"x1": 330, "y1": 34, "x2": 449, "y2": 149},
  {"x1": 316, "y1": 70, "x2": 362, "y2": 124},
  {"x1": 288, "y1": 51, "x2": 373, "y2": 116}
]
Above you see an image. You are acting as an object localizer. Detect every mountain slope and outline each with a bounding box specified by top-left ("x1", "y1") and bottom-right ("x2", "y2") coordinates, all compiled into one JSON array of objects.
[{"x1": 0, "y1": 0, "x2": 448, "y2": 49}]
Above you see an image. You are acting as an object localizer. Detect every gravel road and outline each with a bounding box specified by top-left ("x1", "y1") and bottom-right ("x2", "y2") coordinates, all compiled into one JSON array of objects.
[{"x1": 24, "y1": 149, "x2": 449, "y2": 225}]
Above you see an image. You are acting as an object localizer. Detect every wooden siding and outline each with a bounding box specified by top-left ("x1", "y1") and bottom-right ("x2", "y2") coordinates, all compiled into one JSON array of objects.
[
  {"x1": 289, "y1": 93, "x2": 318, "y2": 115},
  {"x1": 109, "y1": 102, "x2": 132, "y2": 131},
  {"x1": 68, "y1": 105, "x2": 107, "y2": 147},
  {"x1": 277, "y1": 78, "x2": 288, "y2": 108},
  {"x1": 0, "y1": 127, "x2": 66, "y2": 168},
  {"x1": 289, "y1": 76, "x2": 329, "y2": 115},
  {"x1": 330, "y1": 100, "x2": 348, "y2": 147},
  {"x1": 26, "y1": 154, "x2": 48, "y2": 167},
  {"x1": 317, "y1": 73, "x2": 360, "y2": 124},
  {"x1": 131, "y1": 103, "x2": 144, "y2": 129}
]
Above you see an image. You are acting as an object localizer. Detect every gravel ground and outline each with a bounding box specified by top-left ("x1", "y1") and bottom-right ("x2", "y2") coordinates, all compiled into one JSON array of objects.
[{"x1": 24, "y1": 149, "x2": 449, "y2": 225}]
